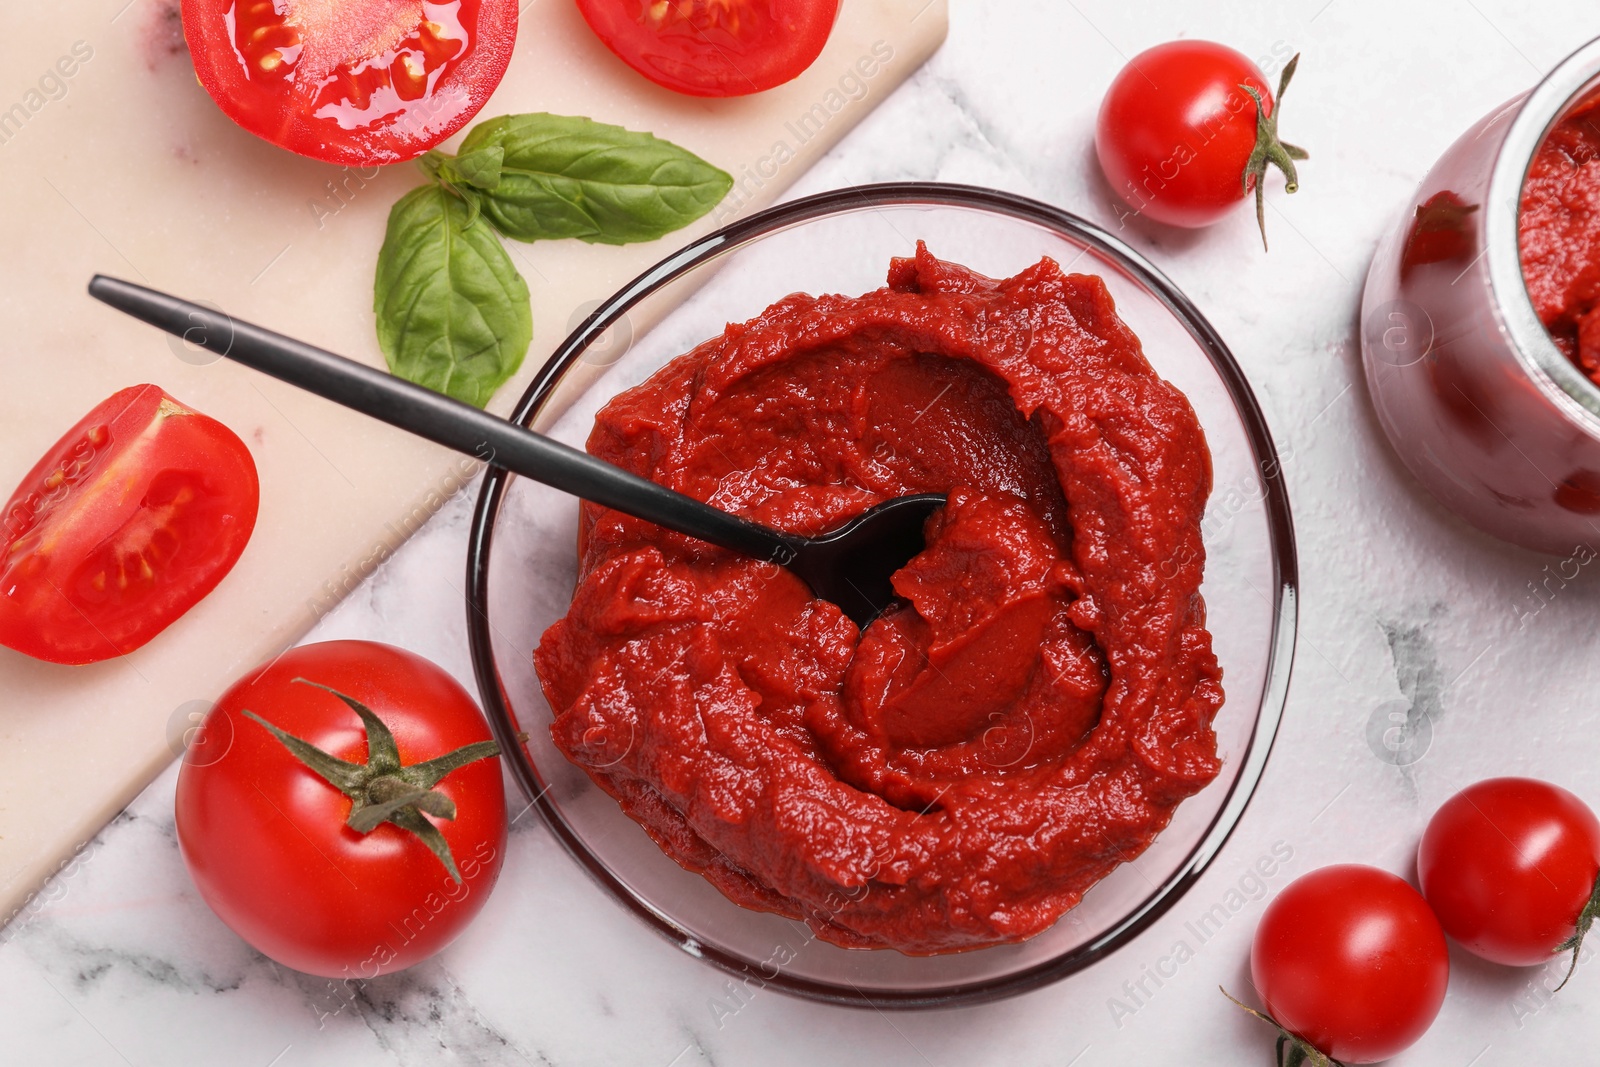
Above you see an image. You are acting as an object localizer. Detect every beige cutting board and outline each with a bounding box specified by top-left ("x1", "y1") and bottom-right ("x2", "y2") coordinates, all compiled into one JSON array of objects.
[{"x1": 0, "y1": 0, "x2": 947, "y2": 925}]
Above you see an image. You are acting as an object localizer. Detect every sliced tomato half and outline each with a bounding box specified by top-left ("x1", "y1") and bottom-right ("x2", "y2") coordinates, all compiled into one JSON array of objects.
[
  {"x1": 575, "y1": 0, "x2": 840, "y2": 97},
  {"x1": 0, "y1": 385, "x2": 260, "y2": 665},
  {"x1": 181, "y1": 0, "x2": 519, "y2": 165}
]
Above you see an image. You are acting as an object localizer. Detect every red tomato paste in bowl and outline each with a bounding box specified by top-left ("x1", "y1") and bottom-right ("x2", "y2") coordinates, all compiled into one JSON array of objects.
[{"x1": 534, "y1": 245, "x2": 1222, "y2": 954}]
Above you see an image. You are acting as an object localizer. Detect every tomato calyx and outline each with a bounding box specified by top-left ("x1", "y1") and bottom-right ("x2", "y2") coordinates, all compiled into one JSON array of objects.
[
  {"x1": 1554, "y1": 869, "x2": 1600, "y2": 990},
  {"x1": 1221, "y1": 987, "x2": 1346, "y2": 1067},
  {"x1": 1239, "y1": 54, "x2": 1310, "y2": 251},
  {"x1": 243, "y1": 679, "x2": 501, "y2": 883}
]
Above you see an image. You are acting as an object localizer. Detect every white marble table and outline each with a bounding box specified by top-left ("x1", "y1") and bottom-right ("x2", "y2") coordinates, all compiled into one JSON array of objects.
[{"x1": 10, "y1": 1, "x2": 1600, "y2": 1063}]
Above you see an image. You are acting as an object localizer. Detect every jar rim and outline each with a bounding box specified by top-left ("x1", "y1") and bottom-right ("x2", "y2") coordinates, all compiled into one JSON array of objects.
[{"x1": 1488, "y1": 33, "x2": 1600, "y2": 432}]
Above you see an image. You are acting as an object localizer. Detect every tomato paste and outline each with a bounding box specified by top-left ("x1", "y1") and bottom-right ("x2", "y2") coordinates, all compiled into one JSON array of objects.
[
  {"x1": 1520, "y1": 96, "x2": 1600, "y2": 384},
  {"x1": 535, "y1": 245, "x2": 1223, "y2": 953}
]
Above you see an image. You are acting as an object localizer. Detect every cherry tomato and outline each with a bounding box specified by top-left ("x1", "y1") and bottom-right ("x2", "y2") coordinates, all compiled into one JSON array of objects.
[
  {"x1": 181, "y1": 0, "x2": 518, "y2": 166},
  {"x1": 1250, "y1": 865, "x2": 1449, "y2": 1063},
  {"x1": 575, "y1": 0, "x2": 840, "y2": 97},
  {"x1": 0, "y1": 385, "x2": 258, "y2": 665},
  {"x1": 1095, "y1": 41, "x2": 1307, "y2": 241},
  {"x1": 175, "y1": 641, "x2": 507, "y2": 978},
  {"x1": 1418, "y1": 777, "x2": 1600, "y2": 971}
]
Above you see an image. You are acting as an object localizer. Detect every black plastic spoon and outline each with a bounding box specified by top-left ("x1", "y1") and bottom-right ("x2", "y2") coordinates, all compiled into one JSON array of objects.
[{"x1": 87, "y1": 276, "x2": 944, "y2": 627}]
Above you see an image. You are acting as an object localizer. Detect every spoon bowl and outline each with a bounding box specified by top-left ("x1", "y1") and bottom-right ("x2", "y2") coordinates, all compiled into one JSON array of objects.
[{"x1": 785, "y1": 493, "x2": 946, "y2": 627}]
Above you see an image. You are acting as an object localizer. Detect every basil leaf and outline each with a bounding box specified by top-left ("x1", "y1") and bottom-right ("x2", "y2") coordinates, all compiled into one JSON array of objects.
[
  {"x1": 455, "y1": 114, "x2": 734, "y2": 245},
  {"x1": 373, "y1": 184, "x2": 531, "y2": 408},
  {"x1": 440, "y1": 146, "x2": 505, "y2": 192}
]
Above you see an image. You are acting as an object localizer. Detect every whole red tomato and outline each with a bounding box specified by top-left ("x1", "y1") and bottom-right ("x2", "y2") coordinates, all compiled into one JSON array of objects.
[
  {"x1": 1418, "y1": 777, "x2": 1600, "y2": 975},
  {"x1": 1095, "y1": 41, "x2": 1307, "y2": 243},
  {"x1": 175, "y1": 641, "x2": 507, "y2": 979},
  {"x1": 575, "y1": 0, "x2": 840, "y2": 97},
  {"x1": 181, "y1": 0, "x2": 518, "y2": 165},
  {"x1": 1248, "y1": 865, "x2": 1449, "y2": 1063},
  {"x1": 0, "y1": 384, "x2": 258, "y2": 665}
]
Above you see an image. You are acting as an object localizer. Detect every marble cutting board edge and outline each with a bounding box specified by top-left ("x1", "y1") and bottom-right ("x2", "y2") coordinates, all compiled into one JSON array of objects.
[{"x1": 0, "y1": 0, "x2": 948, "y2": 925}]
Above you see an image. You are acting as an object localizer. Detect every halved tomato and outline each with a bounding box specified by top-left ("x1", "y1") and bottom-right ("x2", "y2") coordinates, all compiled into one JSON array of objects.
[
  {"x1": 0, "y1": 385, "x2": 260, "y2": 665},
  {"x1": 181, "y1": 0, "x2": 519, "y2": 166},
  {"x1": 575, "y1": 0, "x2": 840, "y2": 97}
]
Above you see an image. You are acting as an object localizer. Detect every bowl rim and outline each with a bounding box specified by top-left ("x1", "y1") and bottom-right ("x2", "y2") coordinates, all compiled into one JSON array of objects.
[{"x1": 464, "y1": 181, "x2": 1299, "y2": 1010}]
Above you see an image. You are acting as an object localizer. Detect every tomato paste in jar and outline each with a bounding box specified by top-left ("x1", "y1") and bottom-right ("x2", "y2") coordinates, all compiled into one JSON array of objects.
[{"x1": 1520, "y1": 95, "x2": 1600, "y2": 383}]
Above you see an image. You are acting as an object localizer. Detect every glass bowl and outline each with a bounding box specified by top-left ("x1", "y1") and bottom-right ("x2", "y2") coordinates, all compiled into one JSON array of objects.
[{"x1": 465, "y1": 183, "x2": 1298, "y2": 1008}]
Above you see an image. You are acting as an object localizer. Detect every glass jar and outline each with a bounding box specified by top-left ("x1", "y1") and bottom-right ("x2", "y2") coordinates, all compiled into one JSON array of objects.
[{"x1": 1360, "y1": 36, "x2": 1600, "y2": 555}]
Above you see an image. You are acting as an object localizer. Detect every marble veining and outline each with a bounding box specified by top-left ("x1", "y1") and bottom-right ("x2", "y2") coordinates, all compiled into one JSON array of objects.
[{"x1": 11, "y1": 2, "x2": 1600, "y2": 1064}]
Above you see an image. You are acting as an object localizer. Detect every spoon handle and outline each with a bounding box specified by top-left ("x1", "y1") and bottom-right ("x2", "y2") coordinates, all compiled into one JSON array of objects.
[{"x1": 87, "y1": 276, "x2": 796, "y2": 565}]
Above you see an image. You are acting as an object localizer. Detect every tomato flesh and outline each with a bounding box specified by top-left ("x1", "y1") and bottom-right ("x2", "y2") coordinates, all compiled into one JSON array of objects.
[
  {"x1": 0, "y1": 385, "x2": 259, "y2": 665},
  {"x1": 1251, "y1": 865, "x2": 1449, "y2": 1064},
  {"x1": 175, "y1": 641, "x2": 507, "y2": 978},
  {"x1": 1419, "y1": 777, "x2": 1600, "y2": 967},
  {"x1": 575, "y1": 0, "x2": 840, "y2": 97},
  {"x1": 182, "y1": 0, "x2": 517, "y2": 165}
]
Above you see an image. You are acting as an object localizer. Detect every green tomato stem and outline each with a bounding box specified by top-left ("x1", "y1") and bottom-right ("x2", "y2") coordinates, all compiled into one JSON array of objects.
[
  {"x1": 1554, "y1": 867, "x2": 1600, "y2": 991},
  {"x1": 1240, "y1": 53, "x2": 1309, "y2": 251},
  {"x1": 241, "y1": 679, "x2": 501, "y2": 884},
  {"x1": 1220, "y1": 987, "x2": 1345, "y2": 1067}
]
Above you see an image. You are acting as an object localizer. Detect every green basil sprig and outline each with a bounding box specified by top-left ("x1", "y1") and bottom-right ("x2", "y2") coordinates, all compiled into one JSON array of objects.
[
  {"x1": 374, "y1": 114, "x2": 733, "y2": 408},
  {"x1": 438, "y1": 114, "x2": 737, "y2": 245},
  {"x1": 374, "y1": 185, "x2": 531, "y2": 409}
]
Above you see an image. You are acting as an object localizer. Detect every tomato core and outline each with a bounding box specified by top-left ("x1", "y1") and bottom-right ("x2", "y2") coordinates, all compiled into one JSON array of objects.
[
  {"x1": 183, "y1": 0, "x2": 516, "y2": 164},
  {"x1": 232, "y1": 0, "x2": 472, "y2": 125}
]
